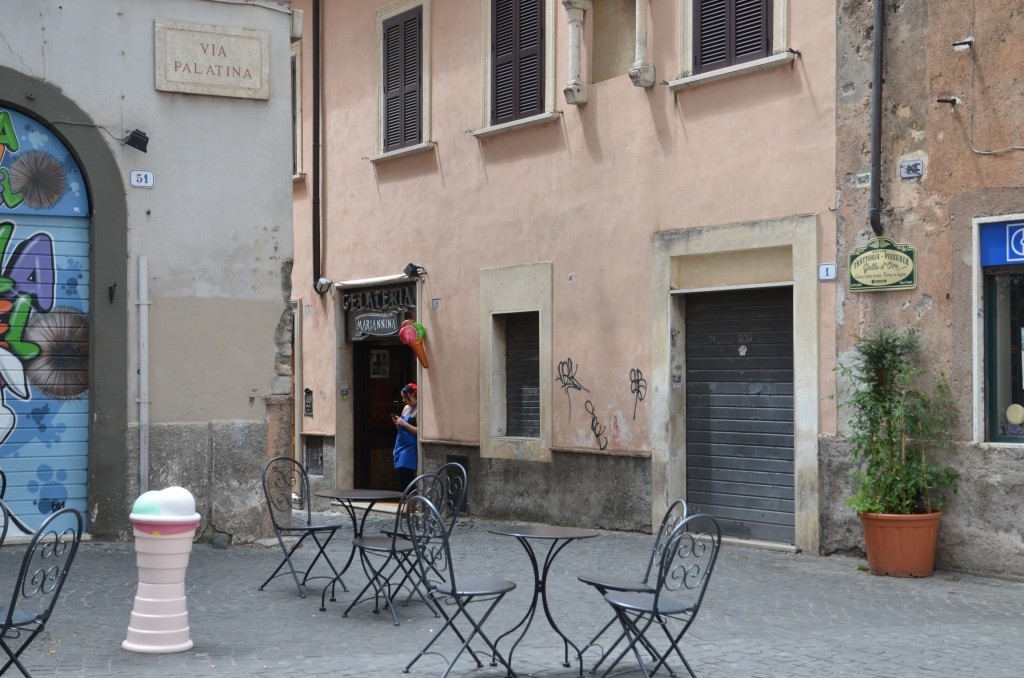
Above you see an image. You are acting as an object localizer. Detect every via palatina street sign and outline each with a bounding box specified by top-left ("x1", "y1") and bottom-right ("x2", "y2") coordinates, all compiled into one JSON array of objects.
[{"x1": 848, "y1": 236, "x2": 917, "y2": 292}]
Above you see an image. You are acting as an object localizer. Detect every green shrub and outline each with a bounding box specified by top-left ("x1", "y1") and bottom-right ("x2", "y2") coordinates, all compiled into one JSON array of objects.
[{"x1": 839, "y1": 328, "x2": 958, "y2": 514}]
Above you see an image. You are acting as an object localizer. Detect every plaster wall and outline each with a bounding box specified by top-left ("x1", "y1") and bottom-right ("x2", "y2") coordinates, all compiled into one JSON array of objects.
[
  {"x1": 831, "y1": 0, "x2": 1024, "y2": 576},
  {"x1": 1, "y1": 0, "x2": 296, "y2": 538},
  {"x1": 1, "y1": 0, "x2": 294, "y2": 425},
  {"x1": 294, "y1": 0, "x2": 836, "y2": 529}
]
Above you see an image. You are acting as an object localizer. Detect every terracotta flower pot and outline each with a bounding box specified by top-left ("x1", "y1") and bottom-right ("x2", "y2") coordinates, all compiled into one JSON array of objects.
[{"x1": 859, "y1": 511, "x2": 941, "y2": 577}]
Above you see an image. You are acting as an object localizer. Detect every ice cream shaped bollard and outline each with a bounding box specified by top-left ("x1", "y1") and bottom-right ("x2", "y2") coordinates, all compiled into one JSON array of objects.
[{"x1": 122, "y1": 486, "x2": 202, "y2": 654}]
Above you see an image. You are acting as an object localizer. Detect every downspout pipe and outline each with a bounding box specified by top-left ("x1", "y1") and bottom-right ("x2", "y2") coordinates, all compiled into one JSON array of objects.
[
  {"x1": 138, "y1": 256, "x2": 150, "y2": 494},
  {"x1": 309, "y1": 0, "x2": 321, "y2": 284},
  {"x1": 868, "y1": 0, "x2": 885, "y2": 235}
]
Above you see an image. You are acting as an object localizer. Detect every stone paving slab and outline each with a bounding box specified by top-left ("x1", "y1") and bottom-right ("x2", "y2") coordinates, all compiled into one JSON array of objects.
[{"x1": 2, "y1": 513, "x2": 1024, "y2": 677}]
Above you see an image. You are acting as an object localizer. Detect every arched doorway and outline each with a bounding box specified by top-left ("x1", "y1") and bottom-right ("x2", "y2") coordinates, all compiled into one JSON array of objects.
[
  {"x1": 0, "y1": 66, "x2": 129, "y2": 538},
  {"x1": 0, "y1": 107, "x2": 90, "y2": 532}
]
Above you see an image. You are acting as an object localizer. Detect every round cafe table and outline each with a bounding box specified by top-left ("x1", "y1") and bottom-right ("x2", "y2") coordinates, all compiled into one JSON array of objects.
[
  {"x1": 488, "y1": 524, "x2": 600, "y2": 677},
  {"x1": 314, "y1": 488, "x2": 404, "y2": 610}
]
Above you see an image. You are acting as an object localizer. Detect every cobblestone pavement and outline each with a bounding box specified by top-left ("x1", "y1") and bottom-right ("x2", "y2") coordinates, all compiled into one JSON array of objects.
[{"x1": 2, "y1": 512, "x2": 1024, "y2": 677}]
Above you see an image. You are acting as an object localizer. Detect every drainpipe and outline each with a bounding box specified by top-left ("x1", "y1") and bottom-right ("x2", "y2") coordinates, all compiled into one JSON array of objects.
[
  {"x1": 311, "y1": 0, "x2": 323, "y2": 285},
  {"x1": 868, "y1": 0, "x2": 885, "y2": 235},
  {"x1": 138, "y1": 256, "x2": 150, "y2": 494}
]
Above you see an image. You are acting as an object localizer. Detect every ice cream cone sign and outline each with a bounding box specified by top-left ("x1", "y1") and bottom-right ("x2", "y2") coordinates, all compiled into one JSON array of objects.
[{"x1": 399, "y1": 319, "x2": 428, "y2": 368}]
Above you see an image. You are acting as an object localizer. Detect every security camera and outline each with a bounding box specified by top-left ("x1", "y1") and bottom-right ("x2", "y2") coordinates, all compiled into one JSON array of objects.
[{"x1": 314, "y1": 277, "x2": 332, "y2": 295}]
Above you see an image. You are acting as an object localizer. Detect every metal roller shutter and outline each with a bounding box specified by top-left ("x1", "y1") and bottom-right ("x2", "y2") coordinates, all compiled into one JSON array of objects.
[{"x1": 685, "y1": 287, "x2": 794, "y2": 543}]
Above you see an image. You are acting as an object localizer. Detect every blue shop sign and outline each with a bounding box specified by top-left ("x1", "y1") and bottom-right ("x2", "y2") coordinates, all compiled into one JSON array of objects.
[{"x1": 980, "y1": 221, "x2": 1024, "y2": 267}]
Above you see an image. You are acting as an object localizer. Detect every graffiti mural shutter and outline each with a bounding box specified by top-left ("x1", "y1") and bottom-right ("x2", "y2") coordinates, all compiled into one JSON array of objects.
[
  {"x1": 0, "y1": 108, "x2": 90, "y2": 534},
  {"x1": 685, "y1": 287, "x2": 794, "y2": 543}
]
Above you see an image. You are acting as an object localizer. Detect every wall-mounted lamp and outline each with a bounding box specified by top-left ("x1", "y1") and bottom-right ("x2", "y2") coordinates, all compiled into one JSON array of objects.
[
  {"x1": 937, "y1": 96, "x2": 962, "y2": 107},
  {"x1": 404, "y1": 263, "x2": 427, "y2": 278},
  {"x1": 313, "y1": 276, "x2": 332, "y2": 294},
  {"x1": 952, "y1": 36, "x2": 975, "y2": 52},
  {"x1": 124, "y1": 129, "x2": 149, "y2": 152}
]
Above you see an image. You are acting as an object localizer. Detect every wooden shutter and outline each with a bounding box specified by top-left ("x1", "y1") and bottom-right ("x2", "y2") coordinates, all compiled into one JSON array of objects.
[
  {"x1": 383, "y1": 7, "x2": 421, "y2": 151},
  {"x1": 504, "y1": 312, "x2": 540, "y2": 437},
  {"x1": 694, "y1": 0, "x2": 770, "y2": 75},
  {"x1": 492, "y1": 0, "x2": 544, "y2": 125}
]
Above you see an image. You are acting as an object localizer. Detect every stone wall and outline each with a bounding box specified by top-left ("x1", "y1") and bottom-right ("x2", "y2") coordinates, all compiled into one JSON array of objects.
[
  {"x1": 819, "y1": 437, "x2": 1024, "y2": 580},
  {"x1": 422, "y1": 442, "x2": 652, "y2": 532}
]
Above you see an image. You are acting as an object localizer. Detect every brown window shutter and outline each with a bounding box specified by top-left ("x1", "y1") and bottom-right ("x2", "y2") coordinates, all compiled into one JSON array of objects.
[
  {"x1": 694, "y1": 0, "x2": 770, "y2": 75},
  {"x1": 733, "y1": 0, "x2": 770, "y2": 64},
  {"x1": 383, "y1": 7, "x2": 421, "y2": 151},
  {"x1": 492, "y1": 0, "x2": 544, "y2": 125}
]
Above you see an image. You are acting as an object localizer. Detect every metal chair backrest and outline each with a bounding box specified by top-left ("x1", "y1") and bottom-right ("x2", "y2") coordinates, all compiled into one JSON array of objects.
[
  {"x1": 400, "y1": 464, "x2": 465, "y2": 535},
  {"x1": 0, "y1": 499, "x2": 8, "y2": 551},
  {"x1": 404, "y1": 495, "x2": 454, "y2": 594},
  {"x1": 652, "y1": 513, "x2": 721, "y2": 618},
  {"x1": 262, "y1": 456, "x2": 312, "y2": 530},
  {"x1": 640, "y1": 498, "x2": 688, "y2": 585},
  {"x1": 2, "y1": 507, "x2": 83, "y2": 631},
  {"x1": 429, "y1": 462, "x2": 468, "y2": 534}
]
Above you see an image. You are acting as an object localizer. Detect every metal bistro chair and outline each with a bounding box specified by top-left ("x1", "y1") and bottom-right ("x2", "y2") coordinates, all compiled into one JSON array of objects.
[
  {"x1": 340, "y1": 471, "x2": 450, "y2": 625},
  {"x1": 385, "y1": 462, "x2": 468, "y2": 606},
  {"x1": 0, "y1": 507, "x2": 84, "y2": 677},
  {"x1": 578, "y1": 498, "x2": 688, "y2": 675},
  {"x1": 0, "y1": 497, "x2": 8, "y2": 553},
  {"x1": 602, "y1": 514, "x2": 722, "y2": 678},
  {"x1": 259, "y1": 456, "x2": 348, "y2": 598},
  {"x1": 403, "y1": 495, "x2": 516, "y2": 678}
]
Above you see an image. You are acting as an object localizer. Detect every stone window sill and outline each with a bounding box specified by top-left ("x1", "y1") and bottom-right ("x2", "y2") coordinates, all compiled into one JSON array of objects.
[
  {"x1": 367, "y1": 141, "x2": 436, "y2": 164},
  {"x1": 469, "y1": 110, "x2": 561, "y2": 139},
  {"x1": 668, "y1": 51, "x2": 797, "y2": 92}
]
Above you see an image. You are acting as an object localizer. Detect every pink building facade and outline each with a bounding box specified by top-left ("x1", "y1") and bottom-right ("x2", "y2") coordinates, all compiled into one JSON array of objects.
[{"x1": 292, "y1": 0, "x2": 837, "y2": 552}]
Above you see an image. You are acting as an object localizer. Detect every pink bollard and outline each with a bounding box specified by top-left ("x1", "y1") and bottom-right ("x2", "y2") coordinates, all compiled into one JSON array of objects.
[{"x1": 122, "y1": 488, "x2": 201, "y2": 654}]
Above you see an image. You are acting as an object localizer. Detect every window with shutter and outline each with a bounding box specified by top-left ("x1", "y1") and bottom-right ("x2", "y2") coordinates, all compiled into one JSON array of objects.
[
  {"x1": 383, "y1": 7, "x2": 422, "y2": 152},
  {"x1": 492, "y1": 0, "x2": 545, "y2": 125},
  {"x1": 501, "y1": 312, "x2": 540, "y2": 437},
  {"x1": 694, "y1": 0, "x2": 770, "y2": 75}
]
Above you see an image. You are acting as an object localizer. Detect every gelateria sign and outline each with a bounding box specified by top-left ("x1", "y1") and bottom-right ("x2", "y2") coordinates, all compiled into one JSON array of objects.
[{"x1": 848, "y1": 237, "x2": 917, "y2": 291}]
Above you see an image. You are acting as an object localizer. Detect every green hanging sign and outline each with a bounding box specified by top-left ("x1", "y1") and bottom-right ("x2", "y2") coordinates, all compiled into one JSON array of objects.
[{"x1": 848, "y1": 237, "x2": 917, "y2": 292}]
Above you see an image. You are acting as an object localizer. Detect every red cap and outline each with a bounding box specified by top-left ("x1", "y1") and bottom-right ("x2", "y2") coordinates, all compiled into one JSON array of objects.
[{"x1": 402, "y1": 383, "x2": 417, "y2": 395}]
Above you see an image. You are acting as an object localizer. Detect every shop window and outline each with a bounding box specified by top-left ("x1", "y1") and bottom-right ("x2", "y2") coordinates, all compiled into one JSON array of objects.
[
  {"x1": 500, "y1": 312, "x2": 540, "y2": 437},
  {"x1": 479, "y1": 263, "x2": 551, "y2": 461},
  {"x1": 979, "y1": 219, "x2": 1024, "y2": 442},
  {"x1": 985, "y1": 273, "x2": 1024, "y2": 441}
]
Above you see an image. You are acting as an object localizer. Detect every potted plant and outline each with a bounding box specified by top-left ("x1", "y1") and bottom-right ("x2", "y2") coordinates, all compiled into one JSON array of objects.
[{"x1": 840, "y1": 328, "x2": 958, "y2": 577}]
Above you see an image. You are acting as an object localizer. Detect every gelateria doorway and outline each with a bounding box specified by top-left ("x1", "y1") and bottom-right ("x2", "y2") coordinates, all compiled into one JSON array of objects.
[{"x1": 352, "y1": 340, "x2": 415, "y2": 490}]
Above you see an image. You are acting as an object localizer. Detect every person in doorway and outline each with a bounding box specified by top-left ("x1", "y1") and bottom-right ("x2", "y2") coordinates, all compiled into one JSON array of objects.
[{"x1": 391, "y1": 383, "x2": 418, "y2": 489}]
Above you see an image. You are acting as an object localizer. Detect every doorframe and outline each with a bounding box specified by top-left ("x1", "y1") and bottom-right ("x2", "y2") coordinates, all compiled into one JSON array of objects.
[
  {"x1": 0, "y1": 67, "x2": 129, "y2": 537},
  {"x1": 651, "y1": 214, "x2": 820, "y2": 553}
]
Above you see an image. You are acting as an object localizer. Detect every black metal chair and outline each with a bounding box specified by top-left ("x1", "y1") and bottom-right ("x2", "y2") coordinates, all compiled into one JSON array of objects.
[
  {"x1": 259, "y1": 455, "x2": 348, "y2": 598},
  {"x1": 386, "y1": 462, "x2": 468, "y2": 604},
  {"x1": 402, "y1": 495, "x2": 516, "y2": 678},
  {"x1": 578, "y1": 498, "x2": 688, "y2": 674},
  {"x1": 340, "y1": 471, "x2": 449, "y2": 625},
  {"x1": 601, "y1": 513, "x2": 721, "y2": 678},
  {"x1": 0, "y1": 497, "x2": 8, "y2": 552},
  {"x1": 0, "y1": 507, "x2": 84, "y2": 677}
]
